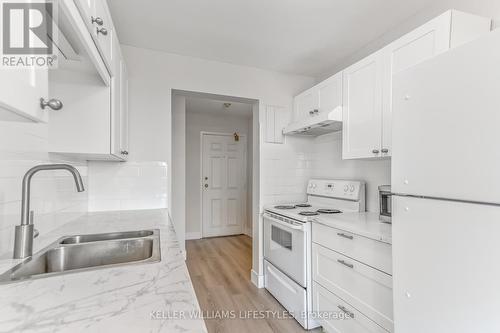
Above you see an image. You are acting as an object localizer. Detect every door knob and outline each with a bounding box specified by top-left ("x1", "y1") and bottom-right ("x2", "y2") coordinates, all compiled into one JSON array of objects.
[
  {"x1": 204, "y1": 184, "x2": 208, "y2": 188},
  {"x1": 96, "y1": 27, "x2": 108, "y2": 36},
  {"x1": 40, "y1": 98, "x2": 63, "y2": 110},
  {"x1": 91, "y1": 16, "x2": 103, "y2": 26}
]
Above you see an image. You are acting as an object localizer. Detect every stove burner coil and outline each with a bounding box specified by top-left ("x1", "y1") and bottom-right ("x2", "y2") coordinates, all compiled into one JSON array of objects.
[
  {"x1": 274, "y1": 205, "x2": 296, "y2": 210},
  {"x1": 317, "y1": 209, "x2": 342, "y2": 214},
  {"x1": 299, "y1": 211, "x2": 319, "y2": 216}
]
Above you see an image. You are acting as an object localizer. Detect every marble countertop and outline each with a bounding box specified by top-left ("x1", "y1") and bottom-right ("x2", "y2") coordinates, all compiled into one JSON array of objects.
[
  {"x1": 0, "y1": 209, "x2": 207, "y2": 333},
  {"x1": 313, "y1": 212, "x2": 392, "y2": 244}
]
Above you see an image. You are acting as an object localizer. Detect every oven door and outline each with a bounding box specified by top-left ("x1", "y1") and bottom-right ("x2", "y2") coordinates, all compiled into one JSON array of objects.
[{"x1": 263, "y1": 212, "x2": 307, "y2": 287}]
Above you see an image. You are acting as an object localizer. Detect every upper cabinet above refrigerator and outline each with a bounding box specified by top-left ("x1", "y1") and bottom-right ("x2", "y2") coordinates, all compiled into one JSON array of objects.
[{"x1": 343, "y1": 10, "x2": 491, "y2": 160}]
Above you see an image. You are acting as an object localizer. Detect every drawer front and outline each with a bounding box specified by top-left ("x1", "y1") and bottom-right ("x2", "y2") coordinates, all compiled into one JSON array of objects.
[
  {"x1": 313, "y1": 282, "x2": 389, "y2": 333},
  {"x1": 312, "y1": 222, "x2": 392, "y2": 275},
  {"x1": 313, "y1": 243, "x2": 393, "y2": 332},
  {"x1": 264, "y1": 260, "x2": 307, "y2": 328}
]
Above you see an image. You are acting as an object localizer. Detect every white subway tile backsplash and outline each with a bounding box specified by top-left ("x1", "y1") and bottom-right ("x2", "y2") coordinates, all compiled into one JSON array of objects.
[{"x1": 88, "y1": 161, "x2": 168, "y2": 212}]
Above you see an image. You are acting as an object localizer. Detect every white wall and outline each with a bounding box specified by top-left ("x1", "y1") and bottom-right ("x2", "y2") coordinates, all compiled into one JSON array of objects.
[
  {"x1": 171, "y1": 95, "x2": 186, "y2": 253},
  {"x1": 185, "y1": 111, "x2": 252, "y2": 239},
  {"x1": 320, "y1": 0, "x2": 500, "y2": 80},
  {"x1": 0, "y1": 121, "x2": 88, "y2": 258},
  {"x1": 89, "y1": 45, "x2": 314, "y2": 281},
  {"x1": 310, "y1": 133, "x2": 391, "y2": 212}
]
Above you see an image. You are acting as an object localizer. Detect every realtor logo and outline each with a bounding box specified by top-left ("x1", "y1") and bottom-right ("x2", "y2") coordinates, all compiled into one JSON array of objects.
[{"x1": 1, "y1": 0, "x2": 57, "y2": 68}]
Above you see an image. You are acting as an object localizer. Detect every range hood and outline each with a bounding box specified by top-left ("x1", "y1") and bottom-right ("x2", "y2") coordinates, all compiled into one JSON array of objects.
[{"x1": 283, "y1": 106, "x2": 342, "y2": 136}]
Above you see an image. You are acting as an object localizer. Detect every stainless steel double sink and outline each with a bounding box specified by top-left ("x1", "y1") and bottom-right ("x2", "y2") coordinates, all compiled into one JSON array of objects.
[{"x1": 0, "y1": 229, "x2": 161, "y2": 284}]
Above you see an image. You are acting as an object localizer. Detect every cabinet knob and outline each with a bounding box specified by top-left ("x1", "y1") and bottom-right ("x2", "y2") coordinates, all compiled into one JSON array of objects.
[
  {"x1": 372, "y1": 149, "x2": 380, "y2": 154},
  {"x1": 381, "y1": 148, "x2": 389, "y2": 154},
  {"x1": 309, "y1": 110, "x2": 314, "y2": 115},
  {"x1": 96, "y1": 27, "x2": 108, "y2": 36},
  {"x1": 121, "y1": 150, "x2": 129, "y2": 155},
  {"x1": 91, "y1": 16, "x2": 103, "y2": 26},
  {"x1": 40, "y1": 98, "x2": 63, "y2": 110},
  {"x1": 313, "y1": 109, "x2": 319, "y2": 114}
]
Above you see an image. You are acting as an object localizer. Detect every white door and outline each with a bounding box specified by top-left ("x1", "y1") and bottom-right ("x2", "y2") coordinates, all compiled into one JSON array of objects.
[
  {"x1": 342, "y1": 50, "x2": 384, "y2": 159},
  {"x1": 202, "y1": 133, "x2": 246, "y2": 238},
  {"x1": 393, "y1": 196, "x2": 500, "y2": 333}
]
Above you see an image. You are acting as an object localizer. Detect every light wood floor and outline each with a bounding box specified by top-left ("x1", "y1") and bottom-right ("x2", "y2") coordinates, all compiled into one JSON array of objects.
[{"x1": 186, "y1": 235, "x2": 321, "y2": 333}]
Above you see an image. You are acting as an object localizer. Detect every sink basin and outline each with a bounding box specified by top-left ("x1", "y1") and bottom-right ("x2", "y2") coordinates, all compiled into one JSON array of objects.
[
  {"x1": 60, "y1": 230, "x2": 154, "y2": 244},
  {"x1": 0, "y1": 229, "x2": 160, "y2": 284}
]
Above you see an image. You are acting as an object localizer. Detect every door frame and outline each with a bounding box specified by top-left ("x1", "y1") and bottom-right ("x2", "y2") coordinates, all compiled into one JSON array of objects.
[{"x1": 200, "y1": 131, "x2": 248, "y2": 238}]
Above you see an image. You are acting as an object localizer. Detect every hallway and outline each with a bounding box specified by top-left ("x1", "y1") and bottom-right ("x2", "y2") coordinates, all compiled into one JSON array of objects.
[{"x1": 186, "y1": 235, "x2": 318, "y2": 333}]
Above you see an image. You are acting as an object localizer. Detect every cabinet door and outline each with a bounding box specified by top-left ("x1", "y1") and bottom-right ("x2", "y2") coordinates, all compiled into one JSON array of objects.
[
  {"x1": 0, "y1": 68, "x2": 48, "y2": 122},
  {"x1": 381, "y1": 12, "x2": 451, "y2": 157},
  {"x1": 317, "y1": 72, "x2": 342, "y2": 116},
  {"x1": 119, "y1": 60, "x2": 129, "y2": 158},
  {"x1": 74, "y1": 0, "x2": 96, "y2": 31},
  {"x1": 294, "y1": 88, "x2": 318, "y2": 121},
  {"x1": 93, "y1": 0, "x2": 114, "y2": 72},
  {"x1": 342, "y1": 51, "x2": 384, "y2": 159}
]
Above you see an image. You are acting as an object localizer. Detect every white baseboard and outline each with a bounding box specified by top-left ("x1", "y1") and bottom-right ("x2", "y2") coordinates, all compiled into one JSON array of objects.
[
  {"x1": 186, "y1": 232, "x2": 202, "y2": 240},
  {"x1": 251, "y1": 269, "x2": 264, "y2": 288},
  {"x1": 244, "y1": 226, "x2": 252, "y2": 238}
]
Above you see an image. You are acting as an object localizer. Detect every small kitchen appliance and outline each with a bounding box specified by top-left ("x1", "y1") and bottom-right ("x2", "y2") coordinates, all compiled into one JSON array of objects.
[{"x1": 378, "y1": 185, "x2": 392, "y2": 223}]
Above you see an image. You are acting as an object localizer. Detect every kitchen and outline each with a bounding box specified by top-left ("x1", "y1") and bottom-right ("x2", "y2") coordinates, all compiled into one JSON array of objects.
[{"x1": 0, "y1": 0, "x2": 499, "y2": 332}]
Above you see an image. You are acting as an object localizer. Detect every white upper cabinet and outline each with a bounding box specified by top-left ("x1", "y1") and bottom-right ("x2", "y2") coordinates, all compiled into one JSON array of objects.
[
  {"x1": 317, "y1": 73, "x2": 342, "y2": 116},
  {"x1": 342, "y1": 9, "x2": 490, "y2": 160},
  {"x1": 380, "y1": 10, "x2": 491, "y2": 157},
  {"x1": 342, "y1": 50, "x2": 384, "y2": 159},
  {"x1": 293, "y1": 72, "x2": 342, "y2": 122},
  {"x1": 0, "y1": 68, "x2": 49, "y2": 122},
  {"x1": 47, "y1": 0, "x2": 128, "y2": 161},
  {"x1": 294, "y1": 88, "x2": 318, "y2": 121},
  {"x1": 75, "y1": 0, "x2": 115, "y2": 74}
]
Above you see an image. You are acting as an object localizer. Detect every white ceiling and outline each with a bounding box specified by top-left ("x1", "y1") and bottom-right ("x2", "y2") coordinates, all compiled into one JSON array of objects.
[
  {"x1": 186, "y1": 97, "x2": 253, "y2": 118},
  {"x1": 108, "y1": 0, "x2": 436, "y2": 77}
]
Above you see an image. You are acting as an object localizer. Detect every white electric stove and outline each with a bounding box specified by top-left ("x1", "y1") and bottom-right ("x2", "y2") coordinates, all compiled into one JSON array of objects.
[{"x1": 263, "y1": 179, "x2": 365, "y2": 330}]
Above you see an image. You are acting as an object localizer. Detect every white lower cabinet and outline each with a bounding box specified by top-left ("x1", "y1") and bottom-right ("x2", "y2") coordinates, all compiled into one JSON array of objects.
[
  {"x1": 313, "y1": 282, "x2": 389, "y2": 333},
  {"x1": 312, "y1": 223, "x2": 393, "y2": 332},
  {"x1": 313, "y1": 244, "x2": 393, "y2": 332}
]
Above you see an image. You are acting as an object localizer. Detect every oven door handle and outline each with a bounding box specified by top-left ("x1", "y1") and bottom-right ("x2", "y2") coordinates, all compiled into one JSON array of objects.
[{"x1": 264, "y1": 213, "x2": 304, "y2": 231}]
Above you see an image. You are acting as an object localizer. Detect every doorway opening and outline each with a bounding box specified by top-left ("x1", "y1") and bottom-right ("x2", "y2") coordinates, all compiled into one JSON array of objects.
[{"x1": 171, "y1": 90, "x2": 256, "y2": 244}]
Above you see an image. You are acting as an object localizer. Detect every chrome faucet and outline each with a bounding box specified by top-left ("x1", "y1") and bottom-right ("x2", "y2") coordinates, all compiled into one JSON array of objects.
[{"x1": 13, "y1": 164, "x2": 85, "y2": 259}]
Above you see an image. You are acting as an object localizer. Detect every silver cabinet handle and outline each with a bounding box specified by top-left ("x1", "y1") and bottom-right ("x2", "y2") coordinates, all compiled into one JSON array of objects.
[
  {"x1": 91, "y1": 16, "x2": 103, "y2": 26},
  {"x1": 40, "y1": 98, "x2": 63, "y2": 110},
  {"x1": 381, "y1": 148, "x2": 389, "y2": 153},
  {"x1": 309, "y1": 110, "x2": 314, "y2": 115},
  {"x1": 338, "y1": 305, "x2": 355, "y2": 318},
  {"x1": 337, "y1": 259, "x2": 354, "y2": 269},
  {"x1": 372, "y1": 149, "x2": 380, "y2": 154},
  {"x1": 120, "y1": 150, "x2": 129, "y2": 155},
  {"x1": 337, "y1": 232, "x2": 353, "y2": 240},
  {"x1": 313, "y1": 109, "x2": 319, "y2": 114},
  {"x1": 97, "y1": 27, "x2": 108, "y2": 36}
]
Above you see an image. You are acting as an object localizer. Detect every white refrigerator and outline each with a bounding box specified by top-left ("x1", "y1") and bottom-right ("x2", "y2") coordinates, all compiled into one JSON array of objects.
[{"x1": 391, "y1": 29, "x2": 500, "y2": 333}]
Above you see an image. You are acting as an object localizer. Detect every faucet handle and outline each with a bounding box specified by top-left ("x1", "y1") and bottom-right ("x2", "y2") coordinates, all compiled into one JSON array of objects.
[{"x1": 34, "y1": 228, "x2": 39, "y2": 238}]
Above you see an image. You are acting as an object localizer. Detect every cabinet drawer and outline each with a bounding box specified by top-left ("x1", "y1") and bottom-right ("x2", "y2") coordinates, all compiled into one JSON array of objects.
[
  {"x1": 312, "y1": 222, "x2": 392, "y2": 275},
  {"x1": 313, "y1": 282, "x2": 389, "y2": 333},
  {"x1": 313, "y1": 243, "x2": 393, "y2": 332}
]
